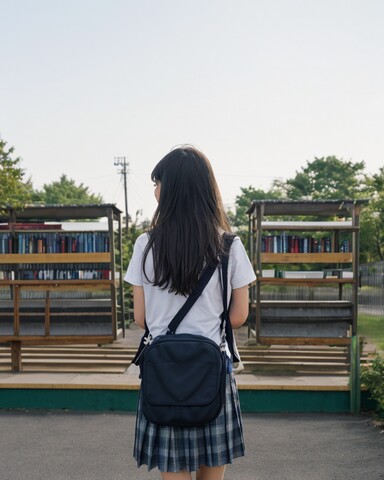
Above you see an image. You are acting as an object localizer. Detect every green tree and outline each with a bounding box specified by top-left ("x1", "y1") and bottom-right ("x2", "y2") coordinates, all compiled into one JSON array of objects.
[
  {"x1": 228, "y1": 185, "x2": 283, "y2": 229},
  {"x1": 361, "y1": 353, "x2": 384, "y2": 414},
  {"x1": 272, "y1": 156, "x2": 377, "y2": 262},
  {"x1": 274, "y1": 156, "x2": 367, "y2": 200},
  {"x1": 0, "y1": 139, "x2": 30, "y2": 206},
  {"x1": 32, "y1": 174, "x2": 103, "y2": 205},
  {"x1": 120, "y1": 211, "x2": 147, "y2": 324},
  {"x1": 231, "y1": 156, "x2": 378, "y2": 262},
  {"x1": 360, "y1": 167, "x2": 384, "y2": 262}
]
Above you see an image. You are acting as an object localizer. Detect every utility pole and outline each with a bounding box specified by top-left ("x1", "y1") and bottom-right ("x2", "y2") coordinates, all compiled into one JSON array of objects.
[{"x1": 114, "y1": 156, "x2": 129, "y2": 234}]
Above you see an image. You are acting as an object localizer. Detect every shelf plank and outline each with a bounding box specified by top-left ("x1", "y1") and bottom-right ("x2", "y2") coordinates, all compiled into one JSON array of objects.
[
  {"x1": 261, "y1": 253, "x2": 353, "y2": 263},
  {"x1": 0, "y1": 280, "x2": 113, "y2": 291},
  {"x1": 251, "y1": 300, "x2": 353, "y2": 308},
  {"x1": 0, "y1": 252, "x2": 111, "y2": 264},
  {"x1": 260, "y1": 221, "x2": 357, "y2": 231},
  {"x1": 256, "y1": 277, "x2": 354, "y2": 285},
  {"x1": 0, "y1": 336, "x2": 114, "y2": 344},
  {"x1": 257, "y1": 337, "x2": 352, "y2": 346}
]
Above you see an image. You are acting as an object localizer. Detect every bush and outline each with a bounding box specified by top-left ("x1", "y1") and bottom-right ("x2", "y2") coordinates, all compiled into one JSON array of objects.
[{"x1": 361, "y1": 353, "x2": 384, "y2": 414}]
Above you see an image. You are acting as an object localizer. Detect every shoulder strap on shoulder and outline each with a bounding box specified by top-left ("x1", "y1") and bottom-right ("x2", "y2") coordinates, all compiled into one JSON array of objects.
[
  {"x1": 131, "y1": 233, "x2": 237, "y2": 365},
  {"x1": 221, "y1": 233, "x2": 241, "y2": 363}
]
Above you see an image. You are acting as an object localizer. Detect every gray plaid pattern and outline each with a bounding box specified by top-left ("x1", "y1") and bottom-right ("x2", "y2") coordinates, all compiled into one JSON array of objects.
[{"x1": 133, "y1": 373, "x2": 245, "y2": 472}]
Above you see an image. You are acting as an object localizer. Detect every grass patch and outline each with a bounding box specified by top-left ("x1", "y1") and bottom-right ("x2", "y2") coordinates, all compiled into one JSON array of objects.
[{"x1": 358, "y1": 313, "x2": 384, "y2": 351}]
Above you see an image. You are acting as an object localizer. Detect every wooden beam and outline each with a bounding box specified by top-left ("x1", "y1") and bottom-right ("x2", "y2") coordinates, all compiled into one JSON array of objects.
[
  {"x1": 11, "y1": 341, "x2": 22, "y2": 372},
  {"x1": 258, "y1": 336, "x2": 351, "y2": 346},
  {"x1": 0, "y1": 253, "x2": 110, "y2": 264},
  {"x1": 261, "y1": 253, "x2": 353, "y2": 264},
  {"x1": 257, "y1": 278, "x2": 353, "y2": 286},
  {"x1": 0, "y1": 336, "x2": 114, "y2": 345},
  {"x1": 256, "y1": 300, "x2": 353, "y2": 308},
  {"x1": 45, "y1": 291, "x2": 50, "y2": 336},
  {"x1": 13, "y1": 285, "x2": 20, "y2": 336}
]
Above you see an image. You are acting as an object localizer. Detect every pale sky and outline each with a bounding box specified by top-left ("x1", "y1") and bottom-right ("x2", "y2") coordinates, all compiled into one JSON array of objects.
[{"x1": 1, "y1": 0, "x2": 383, "y2": 220}]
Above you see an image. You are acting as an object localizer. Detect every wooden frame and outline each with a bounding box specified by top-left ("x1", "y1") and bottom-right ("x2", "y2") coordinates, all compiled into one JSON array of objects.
[
  {"x1": 0, "y1": 204, "x2": 123, "y2": 372},
  {"x1": 246, "y1": 199, "x2": 369, "y2": 413}
]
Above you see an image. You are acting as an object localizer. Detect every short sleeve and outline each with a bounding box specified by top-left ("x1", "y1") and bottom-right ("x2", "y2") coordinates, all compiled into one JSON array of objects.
[
  {"x1": 229, "y1": 237, "x2": 256, "y2": 289},
  {"x1": 124, "y1": 233, "x2": 148, "y2": 286}
]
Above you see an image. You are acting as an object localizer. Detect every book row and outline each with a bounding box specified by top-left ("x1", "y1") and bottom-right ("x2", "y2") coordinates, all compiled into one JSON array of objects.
[
  {"x1": 0, "y1": 232, "x2": 110, "y2": 254},
  {"x1": 0, "y1": 263, "x2": 111, "y2": 281},
  {"x1": 261, "y1": 235, "x2": 352, "y2": 253}
]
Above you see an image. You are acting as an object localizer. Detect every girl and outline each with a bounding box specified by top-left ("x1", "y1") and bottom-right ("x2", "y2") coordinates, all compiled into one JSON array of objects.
[{"x1": 125, "y1": 146, "x2": 256, "y2": 480}]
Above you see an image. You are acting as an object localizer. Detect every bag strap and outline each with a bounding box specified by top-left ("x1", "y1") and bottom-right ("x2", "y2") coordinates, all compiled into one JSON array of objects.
[
  {"x1": 131, "y1": 265, "x2": 216, "y2": 365},
  {"x1": 168, "y1": 232, "x2": 236, "y2": 334},
  {"x1": 131, "y1": 232, "x2": 236, "y2": 365},
  {"x1": 131, "y1": 256, "x2": 217, "y2": 365},
  {"x1": 221, "y1": 233, "x2": 234, "y2": 313},
  {"x1": 167, "y1": 263, "x2": 217, "y2": 334},
  {"x1": 221, "y1": 233, "x2": 240, "y2": 363}
]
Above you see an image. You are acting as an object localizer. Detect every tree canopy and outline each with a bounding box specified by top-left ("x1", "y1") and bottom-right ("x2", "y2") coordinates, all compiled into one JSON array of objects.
[
  {"x1": 32, "y1": 174, "x2": 103, "y2": 205},
  {"x1": 272, "y1": 156, "x2": 367, "y2": 200},
  {"x1": 228, "y1": 186, "x2": 283, "y2": 229},
  {"x1": 0, "y1": 139, "x2": 30, "y2": 206},
  {"x1": 231, "y1": 155, "x2": 382, "y2": 262},
  {"x1": 360, "y1": 167, "x2": 384, "y2": 261}
]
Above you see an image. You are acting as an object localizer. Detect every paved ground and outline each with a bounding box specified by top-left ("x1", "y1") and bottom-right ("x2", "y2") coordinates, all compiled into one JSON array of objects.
[{"x1": 0, "y1": 411, "x2": 383, "y2": 480}]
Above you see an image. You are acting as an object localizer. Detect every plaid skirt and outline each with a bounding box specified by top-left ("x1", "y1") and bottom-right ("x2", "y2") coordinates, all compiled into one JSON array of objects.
[{"x1": 133, "y1": 371, "x2": 245, "y2": 472}]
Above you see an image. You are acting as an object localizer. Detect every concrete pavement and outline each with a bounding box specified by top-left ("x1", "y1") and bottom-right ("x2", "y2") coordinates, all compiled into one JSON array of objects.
[{"x1": 0, "y1": 411, "x2": 383, "y2": 480}]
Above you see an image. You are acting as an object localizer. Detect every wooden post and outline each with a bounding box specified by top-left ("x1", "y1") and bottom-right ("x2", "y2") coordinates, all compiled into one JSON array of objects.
[
  {"x1": 350, "y1": 205, "x2": 361, "y2": 413},
  {"x1": 247, "y1": 209, "x2": 255, "y2": 340},
  {"x1": 350, "y1": 334, "x2": 361, "y2": 413},
  {"x1": 248, "y1": 210, "x2": 254, "y2": 302},
  {"x1": 14, "y1": 284, "x2": 20, "y2": 336},
  {"x1": 255, "y1": 205, "x2": 264, "y2": 344},
  {"x1": 351, "y1": 205, "x2": 361, "y2": 337},
  {"x1": 117, "y1": 212, "x2": 126, "y2": 337},
  {"x1": 11, "y1": 341, "x2": 22, "y2": 372},
  {"x1": 45, "y1": 290, "x2": 51, "y2": 336},
  {"x1": 108, "y1": 208, "x2": 118, "y2": 340}
]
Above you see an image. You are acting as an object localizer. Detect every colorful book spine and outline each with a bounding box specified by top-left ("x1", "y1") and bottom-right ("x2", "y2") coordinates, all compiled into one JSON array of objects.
[
  {"x1": 0, "y1": 233, "x2": 12, "y2": 254},
  {"x1": 261, "y1": 234, "x2": 351, "y2": 253},
  {"x1": 9, "y1": 232, "x2": 110, "y2": 254},
  {"x1": 16, "y1": 263, "x2": 111, "y2": 281}
]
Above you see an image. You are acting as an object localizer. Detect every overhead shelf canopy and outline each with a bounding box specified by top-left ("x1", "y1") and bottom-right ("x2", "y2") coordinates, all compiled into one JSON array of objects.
[
  {"x1": 247, "y1": 199, "x2": 369, "y2": 216},
  {"x1": 0, "y1": 204, "x2": 122, "y2": 223}
]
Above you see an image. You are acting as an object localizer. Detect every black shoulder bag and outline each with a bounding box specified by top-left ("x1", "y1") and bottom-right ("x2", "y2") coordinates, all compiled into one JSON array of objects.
[{"x1": 132, "y1": 233, "x2": 236, "y2": 428}]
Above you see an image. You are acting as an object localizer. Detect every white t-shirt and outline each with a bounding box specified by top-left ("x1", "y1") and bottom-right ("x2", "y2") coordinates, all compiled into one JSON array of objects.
[{"x1": 124, "y1": 233, "x2": 256, "y2": 346}]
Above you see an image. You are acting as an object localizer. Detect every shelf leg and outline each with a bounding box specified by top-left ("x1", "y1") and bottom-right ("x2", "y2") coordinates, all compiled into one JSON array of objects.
[
  {"x1": 350, "y1": 335, "x2": 361, "y2": 414},
  {"x1": 11, "y1": 341, "x2": 22, "y2": 372}
]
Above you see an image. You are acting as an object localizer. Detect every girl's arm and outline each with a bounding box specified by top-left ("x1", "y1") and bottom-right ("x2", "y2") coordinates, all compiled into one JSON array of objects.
[
  {"x1": 132, "y1": 285, "x2": 146, "y2": 329},
  {"x1": 229, "y1": 285, "x2": 250, "y2": 329}
]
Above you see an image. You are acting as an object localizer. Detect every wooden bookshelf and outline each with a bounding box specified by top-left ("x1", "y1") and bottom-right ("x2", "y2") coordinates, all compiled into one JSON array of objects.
[
  {"x1": 246, "y1": 200, "x2": 369, "y2": 412},
  {"x1": 247, "y1": 200, "x2": 368, "y2": 341},
  {"x1": 0, "y1": 204, "x2": 123, "y2": 372}
]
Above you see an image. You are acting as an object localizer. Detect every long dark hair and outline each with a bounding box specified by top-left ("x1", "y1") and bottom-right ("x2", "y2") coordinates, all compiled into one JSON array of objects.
[{"x1": 143, "y1": 146, "x2": 231, "y2": 296}]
